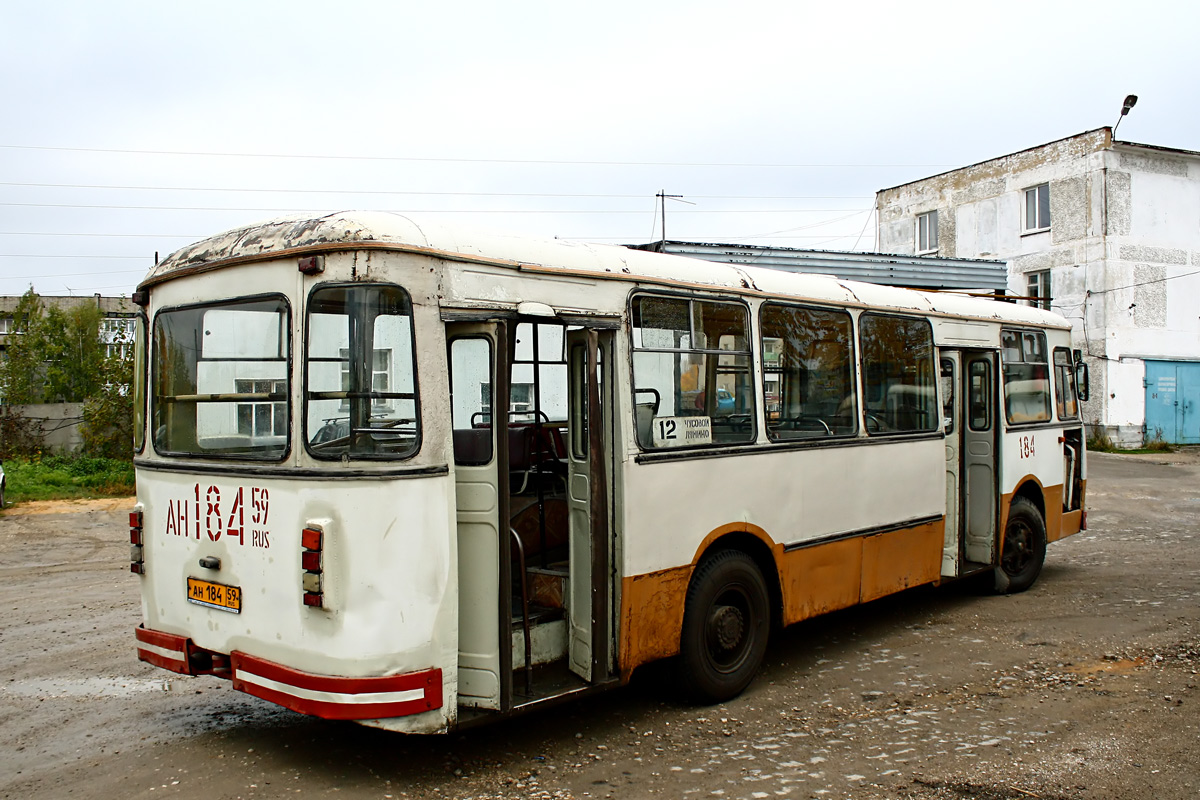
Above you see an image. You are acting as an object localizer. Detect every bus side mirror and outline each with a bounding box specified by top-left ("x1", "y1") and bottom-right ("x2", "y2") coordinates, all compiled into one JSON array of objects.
[{"x1": 1074, "y1": 356, "x2": 1090, "y2": 402}]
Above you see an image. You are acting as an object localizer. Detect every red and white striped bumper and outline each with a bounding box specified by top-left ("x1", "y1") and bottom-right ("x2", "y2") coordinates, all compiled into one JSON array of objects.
[{"x1": 135, "y1": 626, "x2": 442, "y2": 720}]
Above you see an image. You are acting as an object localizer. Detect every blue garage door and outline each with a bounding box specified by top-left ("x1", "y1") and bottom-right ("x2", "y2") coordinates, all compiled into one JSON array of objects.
[{"x1": 1145, "y1": 361, "x2": 1200, "y2": 444}]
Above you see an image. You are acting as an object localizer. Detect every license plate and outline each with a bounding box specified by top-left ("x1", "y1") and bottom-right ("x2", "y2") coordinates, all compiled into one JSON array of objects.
[{"x1": 186, "y1": 577, "x2": 242, "y2": 614}]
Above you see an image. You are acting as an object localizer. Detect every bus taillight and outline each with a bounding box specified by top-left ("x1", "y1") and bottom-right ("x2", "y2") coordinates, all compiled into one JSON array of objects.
[
  {"x1": 301, "y1": 525, "x2": 323, "y2": 607},
  {"x1": 130, "y1": 509, "x2": 145, "y2": 574}
]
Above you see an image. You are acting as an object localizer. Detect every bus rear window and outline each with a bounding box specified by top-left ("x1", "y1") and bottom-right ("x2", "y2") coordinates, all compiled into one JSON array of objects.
[
  {"x1": 152, "y1": 296, "x2": 290, "y2": 459},
  {"x1": 305, "y1": 285, "x2": 420, "y2": 460}
]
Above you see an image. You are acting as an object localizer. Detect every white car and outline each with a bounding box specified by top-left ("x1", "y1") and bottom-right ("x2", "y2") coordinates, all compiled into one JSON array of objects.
[{"x1": 0, "y1": 461, "x2": 5, "y2": 508}]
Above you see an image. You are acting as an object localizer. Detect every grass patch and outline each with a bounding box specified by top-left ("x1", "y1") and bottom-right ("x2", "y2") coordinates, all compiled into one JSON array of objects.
[
  {"x1": 1086, "y1": 428, "x2": 1117, "y2": 452},
  {"x1": 2, "y1": 455, "x2": 135, "y2": 505},
  {"x1": 1086, "y1": 427, "x2": 1175, "y2": 455}
]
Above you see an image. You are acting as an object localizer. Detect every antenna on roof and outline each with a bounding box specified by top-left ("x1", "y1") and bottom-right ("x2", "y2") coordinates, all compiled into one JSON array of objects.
[{"x1": 1112, "y1": 94, "x2": 1138, "y2": 138}]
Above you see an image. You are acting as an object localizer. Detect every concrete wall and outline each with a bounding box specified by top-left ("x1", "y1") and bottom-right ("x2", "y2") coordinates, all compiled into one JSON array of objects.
[
  {"x1": 5, "y1": 403, "x2": 86, "y2": 453},
  {"x1": 875, "y1": 130, "x2": 1200, "y2": 445}
]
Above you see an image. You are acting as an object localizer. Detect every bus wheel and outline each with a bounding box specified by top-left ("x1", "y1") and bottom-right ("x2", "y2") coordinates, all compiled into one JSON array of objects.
[
  {"x1": 678, "y1": 550, "x2": 769, "y2": 703},
  {"x1": 994, "y1": 497, "x2": 1046, "y2": 593}
]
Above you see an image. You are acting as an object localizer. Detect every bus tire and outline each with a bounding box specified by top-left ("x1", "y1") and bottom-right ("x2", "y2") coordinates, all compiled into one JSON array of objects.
[
  {"x1": 677, "y1": 549, "x2": 769, "y2": 703},
  {"x1": 994, "y1": 497, "x2": 1046, "y2": 594}
]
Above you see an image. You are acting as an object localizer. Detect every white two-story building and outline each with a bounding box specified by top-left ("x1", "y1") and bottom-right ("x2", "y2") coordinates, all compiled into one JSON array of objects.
[{"x1": 876, "y1": 128, "x2": 1200, "y2": 446}]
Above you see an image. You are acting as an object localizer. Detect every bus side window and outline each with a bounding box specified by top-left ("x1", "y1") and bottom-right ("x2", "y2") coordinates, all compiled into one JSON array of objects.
[
  {"x1": 1000, "y1": 329, "x2": 1051, "y2": 424},
  {"x1": 940, "y1": 357, "x2": 954, "y2": 434},
  {"x1": 631, "y1": 294, "x2": 755, "y2": 448},
  {"x1": 859, "y1": 314, "x2": 937, "y2": 434},
  {"x1": 760, "y1": 302, "x2": 856, "y2": 440}
]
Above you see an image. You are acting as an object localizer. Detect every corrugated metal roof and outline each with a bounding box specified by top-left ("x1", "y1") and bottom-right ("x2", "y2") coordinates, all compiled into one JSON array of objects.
[{"x1": 628, "y1": 240, "x2": 1008, "y2": 292}]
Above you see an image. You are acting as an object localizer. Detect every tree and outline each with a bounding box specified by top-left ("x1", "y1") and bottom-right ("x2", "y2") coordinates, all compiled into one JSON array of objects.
[{"x1": 0, "y1": 288, "x2": 135, "y2": 458}]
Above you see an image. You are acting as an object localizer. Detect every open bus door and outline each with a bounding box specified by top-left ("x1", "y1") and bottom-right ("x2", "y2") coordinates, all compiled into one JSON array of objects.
[
  {"x1": 566, "y1": 328, "x2": 614, "y2": 684},
  {"x1": 448, "y1": 323, "x2": 510, "y2": 711},
  {"x1": 940, "y1": 349, "x2": 998, "y2": 575}
]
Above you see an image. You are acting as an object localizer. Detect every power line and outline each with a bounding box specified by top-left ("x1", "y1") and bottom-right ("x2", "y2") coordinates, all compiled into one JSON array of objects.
[
  {"x1": 0, "y1": 255, "x2": 149, "y2": 260},
  {"x1": 0, "y1": 269, "x2": 148, "y2": 278},
  {"x1": 0, "y1": 181, "x2": 871, "y2": 201},
  {"x1": 1087, "y1": 268, "x2": 1200, "y2": 295},
  {"x1": 0, "y1": 232, "x2": 200, "y2": 239},
  {"x1": 0, "y1": 202, "x2": 871, "y2": 214},
  {"x1": 0, "y1": 143, "x2": 955, "y2": 170}
]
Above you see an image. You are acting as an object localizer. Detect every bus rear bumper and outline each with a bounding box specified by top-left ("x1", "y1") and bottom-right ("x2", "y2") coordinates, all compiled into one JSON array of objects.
[{"x1": 135, "y1": 625, "x2": 443, "y2": 720}]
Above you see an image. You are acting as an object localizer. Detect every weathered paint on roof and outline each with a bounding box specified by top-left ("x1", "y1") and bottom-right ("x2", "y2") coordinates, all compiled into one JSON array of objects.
[{"x1": 143, "y1": 211, "x2": 1067, "y2": 329}]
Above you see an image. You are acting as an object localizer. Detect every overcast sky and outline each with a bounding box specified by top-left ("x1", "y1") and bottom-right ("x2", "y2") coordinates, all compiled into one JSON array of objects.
[{"x1": 2, "y1": 0, "x2": 1196, "y2": 298}]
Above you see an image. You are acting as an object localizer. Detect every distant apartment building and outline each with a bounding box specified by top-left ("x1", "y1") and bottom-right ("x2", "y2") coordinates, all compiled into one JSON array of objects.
[
  {"x1": 875, "y1": 128, "x2": 1200, "y2": 445},
  {"x1": 0, "y1": 293, "x2": 138, "y2": 364}
]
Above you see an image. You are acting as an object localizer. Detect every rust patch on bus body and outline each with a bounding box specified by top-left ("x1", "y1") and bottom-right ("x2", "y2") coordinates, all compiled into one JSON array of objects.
[
  {"x1": 619, "y1": 522, "x2": 779, "y2": 681},
  {"x1": 860, "y1": 519, "x2": 943, "y2": 602},
  {"x1": 781, "y1": 519, "x2": 943, "y2": 623},
  {"x1": 779, "y1": 537, "x2": 862, "y2": 625},
  {"x1": 619, "y1": 565, "x2": 691, "y2": 681}
]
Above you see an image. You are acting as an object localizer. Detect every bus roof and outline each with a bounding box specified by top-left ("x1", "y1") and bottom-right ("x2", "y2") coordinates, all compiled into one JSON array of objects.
[{"x1": 143, "y1": 211, "x2": 1069, "y2": 330}]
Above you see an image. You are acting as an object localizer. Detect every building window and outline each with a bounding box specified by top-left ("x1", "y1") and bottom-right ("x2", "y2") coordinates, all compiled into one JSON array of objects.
[
  {"x1": 0, "y1": 316, "x2": 13, "y2": 334},
  {"x1": 339, "y1": 348, "x2": 393, "y2": 411},
  {"x1": 236, "y1": 379, "x2": 288, "y2": 438},
  {"x1": 1027, "y1": 271, "x2": 1051, "y2": 310},
  {"x1": 1024, "y1": 183, "x2": 1050, "y2": 232},
  {"x1": 916, "y1": 211, "x2": 938, "y2": 253}
]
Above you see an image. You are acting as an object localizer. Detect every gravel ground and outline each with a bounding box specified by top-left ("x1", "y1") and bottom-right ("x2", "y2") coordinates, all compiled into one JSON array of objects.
[{"x1": 1, "y1": 450, "x2": 1198, "y2": 799}]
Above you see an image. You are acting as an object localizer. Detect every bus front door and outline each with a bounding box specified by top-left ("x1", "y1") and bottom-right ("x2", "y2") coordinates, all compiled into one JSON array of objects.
[{"x1": 942, "y1": 349, "x2": 998, "y2": 574}]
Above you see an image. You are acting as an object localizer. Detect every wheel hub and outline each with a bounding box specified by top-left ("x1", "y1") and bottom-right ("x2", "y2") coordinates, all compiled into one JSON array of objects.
[{"x1": 709, "y1": 604, "x2": 745, "y2": 651}]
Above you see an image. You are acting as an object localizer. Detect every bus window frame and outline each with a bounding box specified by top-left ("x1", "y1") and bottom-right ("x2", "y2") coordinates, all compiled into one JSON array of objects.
[
  {"x1": 448, "y1": 334, "x2": 495, "y2": 467},
  {"x1": 858, "y1": 312, "x2": 939, "y2": 436},
  {"x1": 150, "y1": 292, "x2": 293, "y2": 462},
  {"x1": 302, "y1": 282, "x2": 423, "y2": 462},
  {"x1": 758, "y1": 300, "x2": 858, "y2": 441},
  {"x1": 1053, "y1": 346, "x2": 1080, "y2": 421},
  {"x1": 628, "y1": 290, "x2": 757, "y2": 452},
  {"x1": 999, "y1": 327, "x2": 1053, "y2": 426},
  {"x1": 133, "y1": 312, "x2": 148, "y2": 454}
]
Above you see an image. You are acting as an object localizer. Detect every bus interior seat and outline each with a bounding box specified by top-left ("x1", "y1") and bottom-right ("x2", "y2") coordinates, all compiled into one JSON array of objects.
[{"x1": 508, "y1": 422, "x2": 567, "y2": 495}]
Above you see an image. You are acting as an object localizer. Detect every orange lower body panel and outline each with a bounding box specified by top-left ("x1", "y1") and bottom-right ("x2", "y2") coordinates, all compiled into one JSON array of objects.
[{"x1": 618, "y1": 518, "x2": 945, "y2": 680}]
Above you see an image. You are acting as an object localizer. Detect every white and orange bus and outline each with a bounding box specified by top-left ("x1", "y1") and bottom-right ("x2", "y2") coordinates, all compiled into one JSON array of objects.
[{"x1": 130, "y1": 212, "x2": 1087, "y2": 733}]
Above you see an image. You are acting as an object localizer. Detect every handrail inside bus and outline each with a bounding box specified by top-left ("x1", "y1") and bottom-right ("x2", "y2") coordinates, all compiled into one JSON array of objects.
[{"x1": 509, "y1": 526, "x2": 533, "y2": 697}]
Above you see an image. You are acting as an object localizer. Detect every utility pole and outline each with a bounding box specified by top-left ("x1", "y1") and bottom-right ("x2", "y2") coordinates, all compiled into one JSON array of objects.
[{"x1": 655, "y1": 190, "x2": 694, "y2": 250}]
